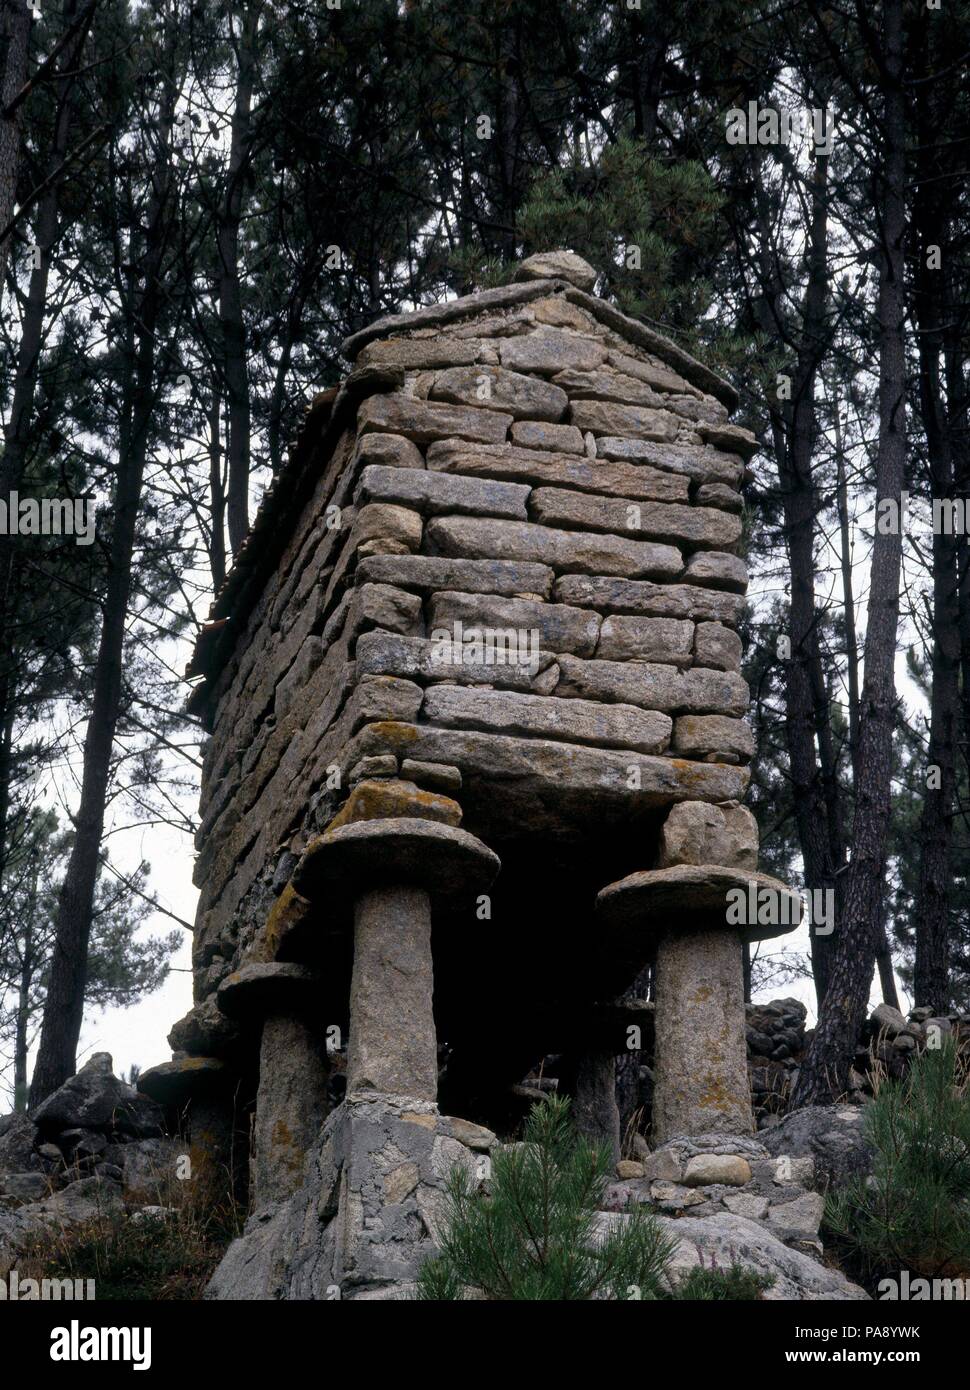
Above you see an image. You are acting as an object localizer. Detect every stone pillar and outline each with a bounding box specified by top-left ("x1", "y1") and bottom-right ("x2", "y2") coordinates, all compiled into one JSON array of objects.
[
  {"x1": 217, "y1": 962, "x2": 329, "y2": 1209},
  {"x1": 294, "y1": 816, "x2": 500, "y2": 1104},
  {"x1": 652, "y1": 925, "x2": 751, "y2": 1139},
  {"x1": 253, "y1": 1014, "x2": 329, "y2": 1205},
  {"x1": 137, "y1": 1056, "x2": 241, "y2": 1199},
  {"x1": 570, "y1": 1052, "x2": 621, "y2": 1164},
  {"x1": 348, "y1": 884, "x2": 437, "y2": 1099},
  {"x1": 562, "y1": 1000, "x2": 653, "y2": 1163},
  {"x1": 596, "y1": 862, "x2": 801, "y2": 1142}
]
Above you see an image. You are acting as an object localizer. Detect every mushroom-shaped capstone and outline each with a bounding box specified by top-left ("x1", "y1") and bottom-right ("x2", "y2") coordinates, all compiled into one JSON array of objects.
[
  {"x1": 295, "y1": 818, "x2": 500, "y2": 1103},
  {"x1": 596, "y1": 866, "x2": 801, "y2": 1142},
  {"x1": 596, "y1": 865, "x2": 802, "y2": 945},
  {"x1": 137, "y1": 1056, "x2": 237, "y2": 1194},
  {"x1": 215, "y1": 963, "x2": 328, "y2": 1211},
  {"x1": 216, "y1": 962, "x2": 320, "y2": 1023},
  {"x1": 137, "y1": 1055, "x2": 227, "y2": 1106},
  {"x1": 294, "y1": 817, "x2": 500, "y2": 902}
]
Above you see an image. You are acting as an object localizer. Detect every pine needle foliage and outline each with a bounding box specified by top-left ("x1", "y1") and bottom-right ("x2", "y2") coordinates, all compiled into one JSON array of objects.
[
  {"x1": 418, "y1": 1094, "x2": 769, "y2": 1301},
  {"x1": 418, "y1": 1094, "x2": 675, "y2": 1301},
  {"x1": 824, "y1": 1040, "x2": 970, "y2": 1282},
  {"x1": 516, "y1": 137, "x2": 724, "y2": 335}
]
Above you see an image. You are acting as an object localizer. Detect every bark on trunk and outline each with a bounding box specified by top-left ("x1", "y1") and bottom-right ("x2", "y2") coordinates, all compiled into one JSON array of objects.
[
  {"x1": 792, "y1": 0, "x2": 908, "y2": 1105},
  {"x1": 0, "y1": 0, "x2": 32, "y2": 284},
  {"x1": 912, "y1": 36, "x2": 959, "y2": 1014},
  {"x1": 219, "y1": 3, "x2": 259, "y2": 555},
  {"x1": 28, "y1": 94, "x2": 176, "y2": 1104}
]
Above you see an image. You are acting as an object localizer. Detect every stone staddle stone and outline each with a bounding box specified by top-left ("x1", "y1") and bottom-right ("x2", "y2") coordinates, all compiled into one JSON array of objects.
[
  {"x1": 596, "y1": 865, "x2": 801, "y2": 1141},
  {"x1": 596, "y1": 865, "x2": 802, "y2": 948},
  {"x1": 138, "y1": 1057, "x2": 237, "y2": 1194},
  {"x1": 216, "y1": 961, "x2": 319, "y2": 1020},
  {"x1": 652, "y1": 925, "x2": 752, "y2": 1140},
  {"x1": 253, "y1": 1013, "x2": 329, "y2": 1208},
  {"x1": 297, "y1": 818, "x2": 500, "y2": 1100},
  {"x1": 294, "y1": 816, "x2": 500, "y2": 905},
  {"x1": 571, "y1": 1051, "x2": 621, "y2": 1165},
  {"x1": 216, "y1": 963, "x2": 329, "y2": 1209},
  {"x1": 350, "y1": 883, "x2": 437, "y2": 1099}
]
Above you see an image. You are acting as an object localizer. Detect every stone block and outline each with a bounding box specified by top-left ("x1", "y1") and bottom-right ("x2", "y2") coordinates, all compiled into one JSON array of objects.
[
  {"x1": 597, "y1": 616, "x2": 694, "y2": 666},
  {"x1": 421, "y1": 686, "x2": 672, "y2": 755},
  {"x1": 499, "y1": 329, "x2": 607, "y2": 375},
  {"x1": 427, "y1": 439, "x2": 689, "y2": 502},
  {"x1": 531, "y1": 486, "x2": 742, "y2": 551},
  {"x1": 357, "y1": 394, "x2": 512, "y2": 445},
  {"x1": 356, "y1": 463, "x2": 530, "y2": 519},
  {"x1": 431, "y1": 365, "x2": 567, "y2": 421},
  {"x1": 510, "y1": 420, "x2": 584, "y2": 453},
  {"x1": 694, "y1": 621, "x2": 743, "y2": 671},
  {"x1": 426, "y1": 516, "x2": 683, "y2": 581},
  {"x1": 673, "y1": 714, "x2": 754, "y2": 760},
  {"x1": 553, "y1": 574, "x2": 743, "y2": 625},
  {"x1": 683, "y1": 550, "x2": 747, "y2": 592},
  {"x1": 568, "y1": 400, "x2": 682, "y2": 441},
  {"x1": 428, "y1": 590, "x2": 601, "y2": 658},
  {"x1": 358, "y1": 553, "x2": 555, "y2": 599}
]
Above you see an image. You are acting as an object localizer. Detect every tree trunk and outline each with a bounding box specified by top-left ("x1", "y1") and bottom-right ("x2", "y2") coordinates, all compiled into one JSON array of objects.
[
  {"x1": 207, "y1": 390, "x2": 226, "y2": 592},
  {"x1": 29, "y1": 93, "x2": 176, "y2": 1104},
  {"x1": 219, "y1": 2, "x2": 259, "y2": 556},
  {"x1": 754, "y1": 151, "x2": 843, "y2": 1009},
  {"x1": 0, "y1": 0, "x2": 32, "y2": 284},
  {"x1": 912, "y1": 33, "x2": 958, "y2": 1014},
  {"x1": 792, "y1": 0, "x2": 907, "y2": 1106},
  {"x1": 13, "y1": 857, "x2": 34, "y2": 1111},
  {"x1": 0, "y1": 0, "x2": 83, "y2": 591}
]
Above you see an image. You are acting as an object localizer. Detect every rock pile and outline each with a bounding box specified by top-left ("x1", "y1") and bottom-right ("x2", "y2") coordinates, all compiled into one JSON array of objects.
[
  {"x1": 597, "y1": 1125, "x2": 869, "y2": 1299},
  {"x1": 0, "y1": 1054, "x2": 182, "y2": 1263},
  {"x1": 746, "y1": 996, "x2": 808, "y2": 1123}
]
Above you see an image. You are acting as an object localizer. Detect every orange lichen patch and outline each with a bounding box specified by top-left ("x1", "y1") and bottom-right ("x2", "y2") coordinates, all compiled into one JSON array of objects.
[
  {"x1": 182, "y1": 1056, "x2": 221, "y2": 1073},
  {"x1": 697, "y1": 1073, "x2": 751, "y2": 1120},
  {"x1": 255, "y1": 883, "x2": 313, "y2": 962},
  {"x1": 270, "y1": 1118, "x2": 305, "y2": 1177},
  {"x1": 325, "y1": 779, "x2": 461, "y2": 832},
  {"x1": 365, "y1": 720, "x2": 420, "y2": 749}
]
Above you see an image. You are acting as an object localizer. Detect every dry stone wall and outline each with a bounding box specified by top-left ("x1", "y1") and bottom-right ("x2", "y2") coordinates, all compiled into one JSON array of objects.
[{"x1": 180, "y1": 252, "x2": 760, "y2": 1064}]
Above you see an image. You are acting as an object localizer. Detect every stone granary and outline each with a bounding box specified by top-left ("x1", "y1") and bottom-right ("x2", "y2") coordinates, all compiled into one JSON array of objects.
[{"x1": 141, "y1": 250, "x2": 799, "y2": 1297}]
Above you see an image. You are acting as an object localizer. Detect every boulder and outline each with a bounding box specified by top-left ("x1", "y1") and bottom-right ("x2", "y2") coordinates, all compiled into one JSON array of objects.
[
  {"x1": 0, "y1": 1176, "x2": 124, "y2": 1261},
  {"x1": 683, "y1": 1154, "x2": 752, "y2": 1187},
  {"x1": 0, "y1": 1172, "x2": 49, "y2": 1206},
  {"x1": 31, "y1": 1054, "x2": 140, "y2": 1133},
  {"x1": 761, "y1": 1105, "x2": 874, "y2": 1191},
  {"x1": 0, "y1": 1114, "x2": 40, "y2": 1173},
  {"x1": 647, "y1": 1211, "x2": 869, "y2": 1300},
  {"x1": 766, "y1": 1191, "x2": 826, "y2": 1242},
  {"x1": 513, "y1": 250, "x2": 599, "y2": 292}
]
